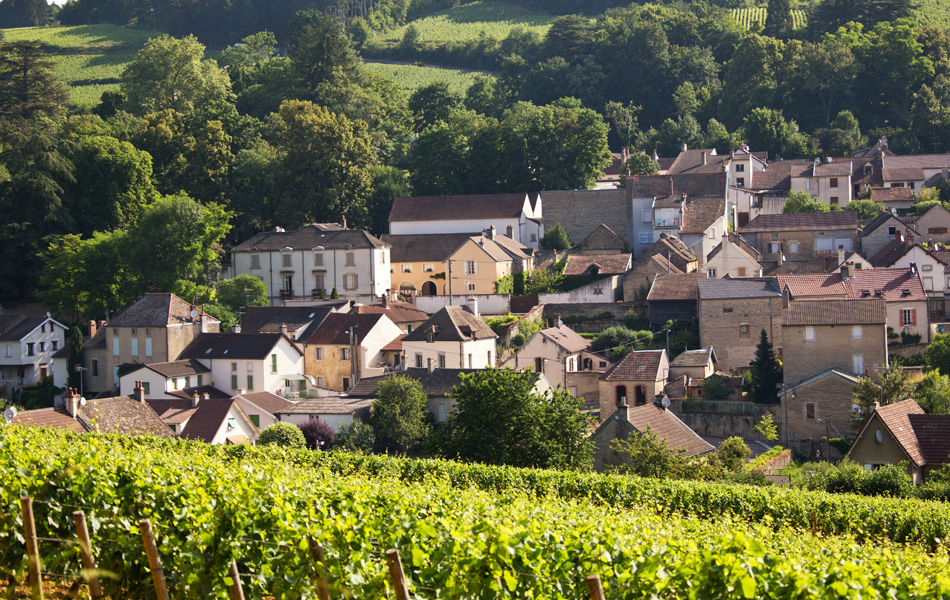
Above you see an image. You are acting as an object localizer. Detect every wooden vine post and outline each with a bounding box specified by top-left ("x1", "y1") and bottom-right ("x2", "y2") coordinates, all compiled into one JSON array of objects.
[
  {"x1": 586, "y1": 575, "x2": 606, "y2": 600},
  {"x1": 227, "y1": 560, "x2": 245, "y2": 600},
  {"x1": 140, "y1": 519, "x2": 170, "y2": 600},
  {"x1": 307, "y1": 538, "x2": 331, "y2": 600},
  {"x1": 72, "y1": 511, "x2": 103, "y2": 600},
  {"x1": 385, "y1": 549, "x2": 410, "y2": 600},
  {"x1": 20, "y1": 496, "x2": 43, "y2": 600}
]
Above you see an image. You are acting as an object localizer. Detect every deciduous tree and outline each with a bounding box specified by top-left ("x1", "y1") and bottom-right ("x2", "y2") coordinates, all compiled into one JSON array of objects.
[{"x1": 371, "y1": 374, "x2": 430, "y2": 453}]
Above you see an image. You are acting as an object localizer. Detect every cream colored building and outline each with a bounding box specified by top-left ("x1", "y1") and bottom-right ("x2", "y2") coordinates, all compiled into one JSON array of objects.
[
  {"x1": 502, "y1": 325, "x2": 590, "y2": 390},
  {"x1": 790, "y1": 160, "x2": 854, "y2": 208},
  {"x1": 703, "y1": 233, "x2": 761, "y2": 278},
  {"x1": 401, "y1": 304, "x2": 498, "y2": 370}
]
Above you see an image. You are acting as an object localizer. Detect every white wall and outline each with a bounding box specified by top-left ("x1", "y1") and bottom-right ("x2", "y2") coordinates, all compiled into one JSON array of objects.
[
  {"x1": 413, "y1": 295, "x2": 511, "y2": 315},
  {"x1": 890, "y1": 249, "x2": 947, "y2": 294},
  {"x1": 208, "y1": 404, "x2": 259, "y2": 444},
  {"x1": 538, "y1": 276, "x2": 621, "y2": 304},
  {"x1": 279, "y1": 412, "x2": 355, "y2": 432},
  {"x1": 0, "y1": 318, "x2": 67, "y2": 387},
  {"x1": 203, "y1": 338, "x2": 304, "y2": 395},
  {"x1": 403, "y1": 338, "x2": 497, "y2": 370},
  {"x1": 359, "y1": 316, "x2": 404, "y2": 376},
  {"x1": 501, "y1": 332, "x2": 585, "y2": 388},
  {"x1": 390, "y1": 217, "x2": 542, "y2": 249}
]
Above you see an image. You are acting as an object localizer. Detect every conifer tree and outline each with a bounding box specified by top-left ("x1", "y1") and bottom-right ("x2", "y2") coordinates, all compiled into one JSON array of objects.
[{"x1": 751, "y1": 329, "x2": 782, "y2": 403}]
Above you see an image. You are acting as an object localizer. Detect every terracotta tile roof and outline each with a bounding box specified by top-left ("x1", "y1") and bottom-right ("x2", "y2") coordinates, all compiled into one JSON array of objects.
[
  {"x1": 232, "y1": 225, "x2": 387, "y2": 251},
  {"x1": 402, "y1": 306, "x2": 496, "y2": 343},
  {"x1": 778, "y1": 273, "x2": 847, "y2": 297},
  {"x1": 882, "y1": 167, "x2": 925, "y2": 182},
  {"x1": 240, "y1": 304, "x2": 343, "y2": 339},
  {"x1": 931, "y1": 250, "x2": 950, "y2": 266},
  {"x1": 235, "y1": 391, "x2": 296, "y2": 415},
  {"x1": 12, "y1": 397, "x2": 174, "y2": 437},
  {"x1": 145, "y1": 398, "x2": 242, "y2": 442},
  {"x1": 681, "y1": 196, "x2": 725, "y2": 234},
  {"x1": 908, "y1": 413, "x2": 950, "y2": 465},
  {"x1": 178, "y1": 333, "x2": 297, "y2": 360},
  {"x1": 647, "y1": 274, "x2": 700, "y2": 301},
  {"x1": 697, "y1": 278, "x2": 782, "y2": 299},
  {"x1": 539, "y1": 325, "x2": 590, "y2": 353},
  {"x1": 307, "y1": 313, "x2": 387, "y2": 346},
  {"x1": 563, "y1": 253, "x2": 631, "y2": 276},
  {"x1": 813, "y1": 161, "x2": 853, "y2": 177},
  {"x1": 845, "y1": 268, "x2": 926, "y2": 302},
  {"x1": 670, "y1": 346, "x2": 715, "y2": 367},
  {"x1": 356, "y1": 303, "x2": 429, "y2": 324},
  {"x1": 168, "y1": 386, "x2": 232, "y2": 401},
  {"x1": 782, "y1": 299, "x2": 886, "y2": 326},
  {"x1": 275, "y1": 397, "x2": 372, "y2": 415},
  {"x1": 872, "y1": 399, "x2": 926, "y2": 466},
  {"x1": 740, "y1": 212, "x2": 858, "y2": 233},
  {"x1": 625, "y1": 403, "x2": 714, "y2": 456},
  {"x1": 11, "y1": 407, "x2": 86, "y2": 432},
  {"x1": 381, "y1": 334, "x2": 405, "y2": 351},
  {"x1": 390, "y1": 194, "x2": 530, "y2": 222},
  {"x1": 109, "y1": 294, "x2": 218, "y2": 328},
  {"x1": 602, "y1": 350, "x2": 665, "y2": 382},
  {"x1": 382, "y1": 232, "x2": 479, "y2": 263},
  {"x1": 161, "y1": 407, "x2": 197, "y2": 424},
  {"x1": 870, "y1": 187, "x2": 914, "y2": 203}
]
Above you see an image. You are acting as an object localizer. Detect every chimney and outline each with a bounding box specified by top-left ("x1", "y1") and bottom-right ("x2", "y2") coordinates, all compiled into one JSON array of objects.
[
  {"x1": 133, "y1": 380, "x2": 145, "y2": 403},
  {"x1": 682, "y1": 143, "x2": 688, "y2": 152},
  {"x1": 837, "y1": 245, "x2": 846, "y2": 266},
  {"x1": 192, "y1": 392, "x2": 200, "y2": 408},
  {"x1": 467, "y1": 297, "x2": 479, "y2": 317},
  {"x1": 238, "y1": 388, "x2": 247, "y2": 395},
  {"x1": 280, "y1": 323, "x2": 288, "y2": 336},
  {"x1": 506, "y1": 224, "x2": 513, "y2": 238},
  {"x1": 652, "y1": 148, "x2": 659, "y2": 162},
  {"x1": 65, "y1": 387, "x2": 80, "y2": 417},
  {"x1": 905, "y1": 231, "x2": 914, "y2": 248},
  {"x1": 871, "y1": 401, "x2": 880, "y2": 413},
  {"x1": 427, "y1": 357, "x2": 435, "y2": 373},
  {"x1": 88, "y1": 320, "x2": 97, "y2": 338},
  {"x1": 200, "y1": 311, "x2": 209, "y2": 333},
  {"x1": 203, "y1": 393, "x2": 210, "y2": 401},
  {"x1": 98, "y1": 320, "x2": 106, "y2": 330},
  {"x1": 777, "y1": 242, "x2": 784, "y2": 266},
  {"x1": 842, "y1": 261, "x2": 855, "y2": 279},
  {"x1": 233, "y1": 323, "x2": 241, "y2": 333},
  {"x1": 701, "y1": 151, "x2": 707, "y2": 166},
  {"x1": 341, "y1": 215, "x2": 347, "y2": 229},
  {"x1": 616, "y1": 395, "x2": 628, "y2": 421},
  {"x1": 487, "y1": 225, "x2": 496, "y2": 239},
  {"x1": 381, "y1": 293, "x2": 389, "y2": 308}
]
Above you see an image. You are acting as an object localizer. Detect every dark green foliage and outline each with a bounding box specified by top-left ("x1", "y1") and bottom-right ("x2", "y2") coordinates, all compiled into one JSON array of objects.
[
  {"x1": 699, "y1": 374, "x2": 732, "y2": 402},
  {"x1": 67, "y1": 326, "x2": 83, "y2": 389},
  {"x1": 288, "y1": 10, "x2": 360, "y2": 94},
  {"x1": 0, "y1": 0, "x2": 52, "y2": 28},
  {"x1": 336, "y1": 419, "x2": 375, "y2": 452},
  {"x1": 257, "y1": 422, "x2": 306, "y2": 448},
  {"x1": 371, "y1": 374, "x2": 430, "y2": 453},
  {"x1": 800, "y1": 460, "x2": 915, "y2": 498},
  {"x1": 215, "y1": 274, "x2": 268, "y2": 313},
  {"x1": 925, "y1": 333, "x2": 950, "y2": 374},
  {"x1": 330, "y1": 287, "x2": 338, "y2": 299},
  {"x1": 408, "y1": 82, "x2": 461, "y2": 133},
  {"x1": 540, "y1": 222, "x2": 572, "y2": 250},
  {"x1": 751, "y1": 330, "x2": 781, "y2": 404},
  {"x1": 590, "y1": 326, "x2": 650, "y2": 352},
  {"x1": 611, "y1": 426, "x2": 727, "y2": 480},
  {"x1": 765, "y1": 0, "x2": 792, "y2": 37},
  {"x1": 850, "y1": 366, "x2": 915, "y2": 429},
  {"x1": 844, "y1": 199, "x2": 885, "y2": 221},
  {"x1": 717, "y1": 436, "x2": 751, "y2": 471},
  {"x1": 914, "y1": 370, "x2": 950, "y2": 414}
]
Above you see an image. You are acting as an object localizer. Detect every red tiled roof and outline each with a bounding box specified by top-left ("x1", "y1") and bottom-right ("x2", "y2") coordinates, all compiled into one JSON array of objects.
[
  {"x1": 625, "y1": 403, "x2": 714, "y2": 456},
  {"x1": 381, "y1": 334, "x2": 406, "y2": 351},
  {"x1": 602, "y1": 350, "x2": 665, "y2": 382},
  {"x1": 563, "y1": 253, "x2": 631, "y2": 276},
  {"x1": 909, "y1": 413, "x2": 950, "y2": 465},
  {"x1": 870, "y1": 187, "x2": 914, "y2": 203},
  {"x1": 845, "y1": 268, "x2": 926, "y2": 302},
  {"x1": 777, "y1": 273, "x2": 847, "y2": 297},
  {"x1": 872, "y1": 399, "x2": 926, "y2": 466},
  {"x1": 869, "y1": 240, "x2": 910, "y2": 267},
  {"x1": 781, "y1": 299, "x2": 886, "y2": 326},
  {"x1": 11, "y1": 408, "x2": 86, "y2": 432},
  {"x1": 146, "y1": 398, "x2": 241, "y2": 443}
]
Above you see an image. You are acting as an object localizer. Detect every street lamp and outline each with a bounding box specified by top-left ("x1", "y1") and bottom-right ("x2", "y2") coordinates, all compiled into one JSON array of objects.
[{"x1": 74, "y1": 365, "x2": 87, "y2": 399}]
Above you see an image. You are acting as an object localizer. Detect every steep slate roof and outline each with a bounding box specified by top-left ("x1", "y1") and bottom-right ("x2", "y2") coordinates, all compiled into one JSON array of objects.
[
  {"x1": 232, "y1": 225, "x2": 388, "y2": 251},
  {"x1": 563, "y1": 253, "x2": 631, "y2": 276},
  {"x1": 681, "y1": 197, "x2": 726, "y2": 234},
  {"x1": 389, "y1": 194, "x2": 530, "y2": 222},
  {"x1": 145, "y1": 398, "x2": 248, "y2": 442},
  {"x1": 670, "y1": 346, "x2": 716, "y2": 367},
  {"x1": 235, "y1": 391, "x2": 297, "y2": 416},
  {"x1": 625, "y1": 403, "x2": 715, "y2": 456},
  {"x1": 178, "y1": 333, "x2": 299, "y2": 360},
  {"x1": 346, "y1": 368, "x2": 482, "y2": 398},
  {"x1": 307, "y1": 313, "x2": 386, "y2": 346},
  {"x1": 869, "y1": 240, "x2": 913, "y2": 267},
  {"x1": 132, "y1": 359, "x2": 211, "y2": 379},
  {"x1": 354, "y1": 302, "x2": 429, "y2": 324},
  {"x1": 602, "y1": 350, "x2": 665, "y2": 382},
  {"x1": 706, "y1": 233, "x2": 760, "y2": 264},
  {"x1": 0, "y1": 315, "x2": 46, "y2": 341},
  {"x1": 647, "y1": 274, "x2": 700, "y2": 301},
  {"x1": 697, "y1": 278, "x2": 781, "y2": 299},
  {"x1": 240, "y1": 304, "x2": 343, "y2": 339},
  {"x1": 870, "y1": 187, "x2": 914, "y2": 203},
  {"x1": 382, "y1": 233, "x2": 479, "y2": 263},
  {"x1": 539, "y1": 325, "x2": 590, "y2": 353},
  {"x1": 739, "y1": 212, "x2": 858, "y2": 233},
  {"x1": 403, "y1": 306, "x2": 496, "y2": 343},
  {"x1": 109, "y1": 294, "x2": 218, "y2": 328},
  {"x1": 275, "y1": 397, "x2": 372, "y2": 415},
  {"x1": 782, "y1": 299, "x2": 886, "y2": 326}
]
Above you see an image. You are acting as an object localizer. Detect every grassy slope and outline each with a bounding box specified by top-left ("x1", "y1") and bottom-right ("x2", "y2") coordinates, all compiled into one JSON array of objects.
[
  {"x1": 2, "y1": 24, "x2": 158, "y2": 109},
  {"x1": 365, "y1": 61, "x2": 483, "y2": 94}
]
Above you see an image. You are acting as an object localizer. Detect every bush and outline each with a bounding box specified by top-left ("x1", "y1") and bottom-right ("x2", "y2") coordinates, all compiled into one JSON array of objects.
[
  {"x1": 717, "y1": 437, "x2": 751, "y2": 471},
  {"x1": 900, "y1": 331, "x2": 922, "y2": 345},
  {"x1": 622, "y1": 311, "x2": 647, "y2": 330},
  {"x1": 590, "y1": 326, "x2": 652, "y2": 352},
  {"x1": 512, "y1": 333, "x2": 525, "y2": 346},
  {"x1": 298, "y1": 418, "x2": 336, "y2": 450},
  {"x1": 800, "y1": 459, "x2": 915, "y2": 497},
  {"x1": 257, "y1": 422, "x2": 306, "y2": 448},
  {"x1": 337, "y1": 419, "x2": 375, "y2": 452},
  {"x1": 540, "y1": 222, "x2": 572, "y2": 250}
]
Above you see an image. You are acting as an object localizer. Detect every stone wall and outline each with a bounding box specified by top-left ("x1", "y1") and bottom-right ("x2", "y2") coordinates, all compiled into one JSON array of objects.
[
  {"x1": 698, "y1": 296, "x2": 783, "y2": 374},
  {"x1": 668, "y1": 398, "x2": 782, "y2": 439},
  {"x1": 542, "y1": 302, "x2": 636, "y2": 322},
  {"x1": 542, "y1": 189, "x2": 629, "y2": 248}
]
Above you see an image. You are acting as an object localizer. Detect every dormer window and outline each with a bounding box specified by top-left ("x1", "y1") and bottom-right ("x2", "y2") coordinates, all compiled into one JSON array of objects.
[
  {"x1": 314, "y1": 253, "x2": 324, "y2": 266},
  {"x1": 426, "y1": 332, "x2": 435, "y2": 343}
]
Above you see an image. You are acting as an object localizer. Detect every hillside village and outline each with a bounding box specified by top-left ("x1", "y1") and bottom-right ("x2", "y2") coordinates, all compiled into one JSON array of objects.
[{"x1": 4, "y1": 138, "x2": 950, "y2": 484}]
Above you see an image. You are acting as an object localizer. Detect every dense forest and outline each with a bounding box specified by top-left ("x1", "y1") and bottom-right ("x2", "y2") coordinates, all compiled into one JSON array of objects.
[{"x1": 0, "y1": 0, "x2": 948, "y2": 320}]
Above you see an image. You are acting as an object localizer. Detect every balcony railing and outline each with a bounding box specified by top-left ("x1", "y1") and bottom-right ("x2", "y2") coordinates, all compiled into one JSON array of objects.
[{"x1": 279, "y1": 289, "x2": 294, "y2": 299}]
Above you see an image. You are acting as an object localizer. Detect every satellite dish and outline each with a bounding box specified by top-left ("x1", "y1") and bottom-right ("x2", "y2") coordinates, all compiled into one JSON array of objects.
[
  {"x1": 79, "y1": 397, "x2": 87, "y2": 407},
  {"x1": 190, "y1": 309, "x2": 199, "y2": 319},
  {"x1": 3, "y1": 407, "x2": 17, "y2": 422},
  {"x1": 661, "y1": 396, "x2": 671, "y2": 409}
]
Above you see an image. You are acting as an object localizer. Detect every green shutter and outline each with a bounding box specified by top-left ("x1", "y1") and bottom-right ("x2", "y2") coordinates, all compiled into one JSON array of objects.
[{"x1": 250, "y1": 415, "x2": 260, "y2": 427}]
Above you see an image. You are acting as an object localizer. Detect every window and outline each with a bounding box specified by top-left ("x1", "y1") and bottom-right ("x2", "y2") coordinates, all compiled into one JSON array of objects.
[
  {"x1": 184, "y1": 376, "x2": 190, "y2": 388},
  {"x1": 805, "y1": 403, "x2": 816, "y2": 420},
  {"x1": 113, "y1": 338, "x2": 119, "y2": 356},
  {"x1": 723, "y1": 307, "x2": 733, "y2": 313},
  {"x1": 438, "y1": 354, "x2": 446, "y2": 368},
  {"x1": 925, "y1": 277, "x2": 934, "y2": 291},
  {"x1": 901, "y1": 309, "x2": 916, "y2": 328},
  {"x1": 314, "y1": 273, "x2": 325, "y2": 291},
  {"x1": 642, "y1": 209, "x2": 652, "y2": 223},
  {"x1": 317, "y1": 376, "x2": 325, "y2": 387},
  {"x1": 415, "y1": 354, "x2": 423, "y2": 368},
  {"x1": 131, "y1": 328, "x2": 137, "y2": 336},
  {"x1": 736, "y1": 177, "x2": 745, "y2": 187},
  {"x1": 737, "y1": 267, "x2": 747, "y2": 277},
  {"x1": 530, "y1": 234, "x2": 537, "y2": 242},
  {"x1": 923, "y1": 264, "x2": 933, "y2": 272},
  {"x1": 888, "y1": 226, "x2": 897, "y2": 236},
  {"x1": 535, "y1": 357, "x2": 544, "y2": 372},
  {"x1": 197, "y1": 375, "x2": 203, "y2": 386},
  {"x1": 38, "y1": 342, "x2": 44, "y2": 352},
  {"x1": 41, "y1": 324, "x2": 45, "y2": 333},
  {"x1": 92, "y1": 359, "x2": 98, "y2": 377},
  {"x1": 639, "y1": 233, "x2": 654, "y2": 244},
  {"x1": 708, "y1": 268, "x2": 717, "y2": 277},
  {"x1": 340, "y1": 348, "x2": 350, "y2": 360},
  {"x1": 313, "y1": 253, "x2": 324, "y2": 266},
  {"x1": 804, "y1": 326, "x2": 815, "y2": 341},
  {"x1": 231, "y1": 362, "x2": 237, "y2": 372},
  {"x1": 852, "y1": 325, "x2": 863, "y2": 340},
  {"x1": 806, "y1": 179, "x2": 813, "y2": 190},
  {"x1": 438, "y1": 402, "x2": 447, "y2": 422},
  {"x1": 465, "y1": 260, "x2": 477, "y2": 275},
  {"x1": 4, "y1": 345, "x2": 10, "y2": 357},
  {"x1": 830, "y1": 197, "x2": 839, "y2": 205},
  {"x1": 342, "y1": 377, "x2": 350, "y2": 391},
  {"x1": 145, "y1": 328, "x2": 151, "y2": 336},
  {"x1": 314, "y1": 347, "x2": 324, "y2": 360},
  {"x1": 143, "y1": 382, "x2": 150, "y2": 394},
  {"x1": 789, "y1": 241, "x2": 799, "y2": 253},
  {"x1": 402, "y1": 264, "x2": 413, "y2": 273},
  {"x1": 131, "y1": 339, "x2": 138, "y2": 356},
  {"x1": 830, "y1": 178, "x2": 839, "y2": 188},
  {"x1": 467, "y1": 283, "x2": 476, "y2": 292},
  {"x1": 249, "y1": 415, "x2": 260, "y2": 428},
  {"x1": 736, "y1": 163, "x2": 745, "y2": 172},
  {"x1": 145, "y1": 338, "x2": 152, "y2": 357},
  {"x1": 344, "y1": 273, "x2": 358, "y2": 290},
  {"x1": 345, "y1": 252, "x2": 355, "y2": 266},
  {"x1": 26, "y1": 343, "x2": 35, "y2": 357},
  {"x1": 423, "y1": 263, "x2": 434, "y2": 272},
  {"x1": 271, "y1": 354, "x2": 278, "y2": 373},
  {"x1": 426, "y1": 332, "x2": 435, "y2": 343},
  {"x1": 250, "y1": 254, "x2": 261, "y2": 269},
  {"x1": 247, "y1": 375, "x2": 254, "y2": 390},
  {"x1": 282, "y1": 253, "x2": 292, "y2": 268},
  {"x1": 771, "y1": 233, "x2": 779, "y2": 239},
  {"x1": 853, "y1": 354, "x2": 864, "y2": 374},
  {"x1": 930, "y1": 227, "x2": 949, "y2": 234},
  {"x1": 739, "y1": 324, "x2": 750, "y2": 338}
]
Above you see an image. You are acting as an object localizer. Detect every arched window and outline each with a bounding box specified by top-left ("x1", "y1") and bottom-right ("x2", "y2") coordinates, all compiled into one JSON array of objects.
[{"x1": 615, "y1": 385, "x2": 627, "y2": 406}]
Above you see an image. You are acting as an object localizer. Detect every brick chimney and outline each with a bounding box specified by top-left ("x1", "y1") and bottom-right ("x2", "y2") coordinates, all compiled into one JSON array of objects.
[
  {"x1": 506, "y1": 224, "x2": 514, "y2": 238},
  {"x1": 905, "y1": 230, "x2": 914, "y2": 248},
  {"x1": 381, "y1": 293, "x2": 389, "y2": 308},
  {"x1": 837, "y1": 245, "x2": 846, "y2": 267},
  {"x1": 133, "y1": 380, "x2": 145, "y2": 403},
  {"x1": 65, "y1": 387, "x2": 81, "y2": 417},
  {"x1": 88, "y1": 320, "x2": 97, "y2": 338},
  {"x1": 233, "y1": 323, "x2": 242, "y2": 333},
  {"x1": 192, "y1": 392, "x2": 200, "y2": 408}
]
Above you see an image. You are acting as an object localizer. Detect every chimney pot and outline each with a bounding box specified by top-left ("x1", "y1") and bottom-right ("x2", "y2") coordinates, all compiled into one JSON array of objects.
[
  {"x1": 233, "y1": 323, "x2": 241, "y2": 333},
  {"x1": 280, "y1": 322, "x2": 288, "y2": 335},
  {"x1": 192, "y1": 392, "x2": 200, "y2": 408},
  {"x1": 133, "y1": 380, "x2": 145, "y2": 403},
  {"x1": 203, "y1": 393, "x2": 210, "y2": 400},
  {"x1": 467, "y1": 297, "x2": 479, "y2": 317},
  {"x1": 682, "y1": 143, "x2": 688, "y2": 152},
  {"x1": 88, "y1": 320, "x2": 97, "y2": 338}
]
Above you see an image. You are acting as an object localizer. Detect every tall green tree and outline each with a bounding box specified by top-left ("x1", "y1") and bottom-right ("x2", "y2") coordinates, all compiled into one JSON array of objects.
[
  {"x1": 784, "y1": 191, "x2": 834, "y2": 213},
  {"x1": 408, "y1": 82, "x2": 461, "y2": 133},
  {"x1": 446, "y1": 367, "x2": 593, "y2": 470},
  {"x1": 925, "y1": 333, "x2": 950, "y2": 374},
  {"x1": 0, "y1": 0, "x2": 52, "y2": 27},
  {"x1": 751, "y1": 329, "x2": 781, "y2": 403},
  {"x1": 850, "y1": 366, "x2": 915, "y2": 429},
  {"x1": 287, "y1": 9, "x2": 360, "y2": 95},
  {"x1": 371, "y1": 374, "x2": 430, "y2": 453},
  {"x1": 214, "y1": 274, "x2": 267, "y2": 313},
  {"x1": 67, "y1": 325, "x2": 83, "y2": 389},
  {"x1": 0, "y1": 40, "x2": 68, "y2": 120},
  {"x1": 914, "y1": 370, "x2": 950, "y2": 414},
  {"x1": 765, "y1": 0, "x2": 792, "y2": 38}
]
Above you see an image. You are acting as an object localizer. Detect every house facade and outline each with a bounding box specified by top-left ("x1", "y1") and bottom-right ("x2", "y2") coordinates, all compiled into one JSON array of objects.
[
  {"x1": 230, "y1": 224, "x2": 391, "y2": 304},
  {"x1": 697, "y1": 278, "x2": 783, "y2": 373},
  {"x1": 175, "y1": 333, "x2": 305, "y2": 396},
  {"x1": 401, "y1": 304, "x2": 497, "y2": 370},
  {"x1": 861, "y1": 212, "x2": 917, "y2": 259},
  {"x1": 304, "y1": 312, "x2": 403, "y2": 391},
  {"x1": 501, "y1": 325, "x2": 590, "y2": 389},
  {"x1": 598, "y1": 349, "x2": 670, "y2": 419},
  {"x1": 739, "y1": 212, "x2": 859, "y2": 261},
  {"x1": 0, "y1": 313, "x2": 67, "y2": 397},
  {"x1": 382, "y1": 232, "x2": 475, "y2": 297},
  {"x1": 780, "y1": 367, "x2": 861, "y2": 454},
  {"x1": 914, "y1": 203, "x2": 950, "y2": 246},
  {"x1": 703, "y1": 233, "x2": 761, "y2": 278}
]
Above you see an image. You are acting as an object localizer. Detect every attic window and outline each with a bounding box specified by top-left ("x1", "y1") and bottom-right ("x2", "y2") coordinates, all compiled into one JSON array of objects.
[
  {"x1": 205, "y1": 348, "x2": 213, "y2": 354},
  {"x1": 875, "y1": 289, "x2": 884, "y2": 297},
  {"x1": 638, "y1": 365, "x2": 646, "y2": 372},
  {"x1": 426, "y1": 332, "x2": 435, "y2": 343},
  {"x1": 861, "y1": 289, "x2": 871, "y2": 297},
  {"x1": 902, "y1": 288, "x2": 911, "y2": 296},
  {"x1": 223, "y1": 349, "x2": 229, "y2": 354}
]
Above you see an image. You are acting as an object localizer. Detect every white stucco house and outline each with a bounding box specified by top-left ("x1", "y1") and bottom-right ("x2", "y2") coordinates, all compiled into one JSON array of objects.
[
  {"x1": 401, "y1": 303, "x2": 498, "y2": 370},
  {"x1": 501, "y1": 324, "x2": 590, "y2": 390},
  {"x1": 0, "y1": 312, "x2": 67, "y2": 397}
]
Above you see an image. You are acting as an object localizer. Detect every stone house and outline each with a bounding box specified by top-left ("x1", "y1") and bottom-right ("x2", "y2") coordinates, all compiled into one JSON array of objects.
[
  {"x1": 914, "y1": 203, "x2": 950, "y2": 246},
  {"x1": 646, "y1": 273, "x2": 701, "y2": 328},
  {"x1": 589, "y1": 399, "x2": 714, "y2": 472},
  {"x1": 790, "y1": 160, "x2": 854, "y2": 207},
  {"x1": 389, "y1": 193, "x2": 542, "y2": 249},
  {"x1": 502, "y1": 324, "x2": 590, "y2": 390},
  {"x1": 781, "y1": 299, "x2": 888, "y2": 386},
  {"x1": 567, "y1": 350, "x2": 614, "y2": 415},
  {"x1": 847, "y1": 399, "x2": 950, "y2": 484},
  {"x1": 779, "y1": 367, "x2": 861, "y2": 453},
  {"x1": 230, "y1": 224, "x2": 391, "y2": 304},
  {"x1": 381, "y1": 232, "x2": 475, "y2": 297},
  {"x1": 697, "y1": 278, "x2": 783, "y2": 374},
  {"x1": 146, "y1": 393, "x2": 260, "y2": 444},
  {"x1": 598, "y1": 349, "x2": 670, "y2": 418},
  {"x1": 542, "y1": 189, "x2": 631, "y2": 253},
  {"x1": 622, "y1": 235, "x2": 697, "y2": 301},
  {"x1": 869, "y1": 187, "x2": 915, "y2": 214},
  {"x1": 353, "y1": 300, "x2": 429, "y2": 334},
  {"x1": 669, "y1": 346, "x2": 717, "y2": 381},
  {"x1": 703, "y1": 233, "x2": 761, "y2": 278},
  {"x1": 870, "y1": 235, "x2": 947, "y2": 314},
  {"x1": 650, "y1": 195, "x2": 727, "y2": 266},
  {"x1": 0, "y1": 312, "x2": 67, "y2": 398},
  {"x1": 574, "y1": 224, "x2": 629, "y2": 254},
  {"x1": 401, "y1": 303, "x2": 497, "y2": 371},
  {"x1": 739, "y1": 212, "x2": 859, "y2": 261},
  {"x1": 274, "y1": 397, "x2": 371, "y2": 432},
  {"x1": 304, "y1": 312, "x2": 403, "y2": 391},
  {"x1": 860, "y1": 212, "x2": 918, "y2": 259}
]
